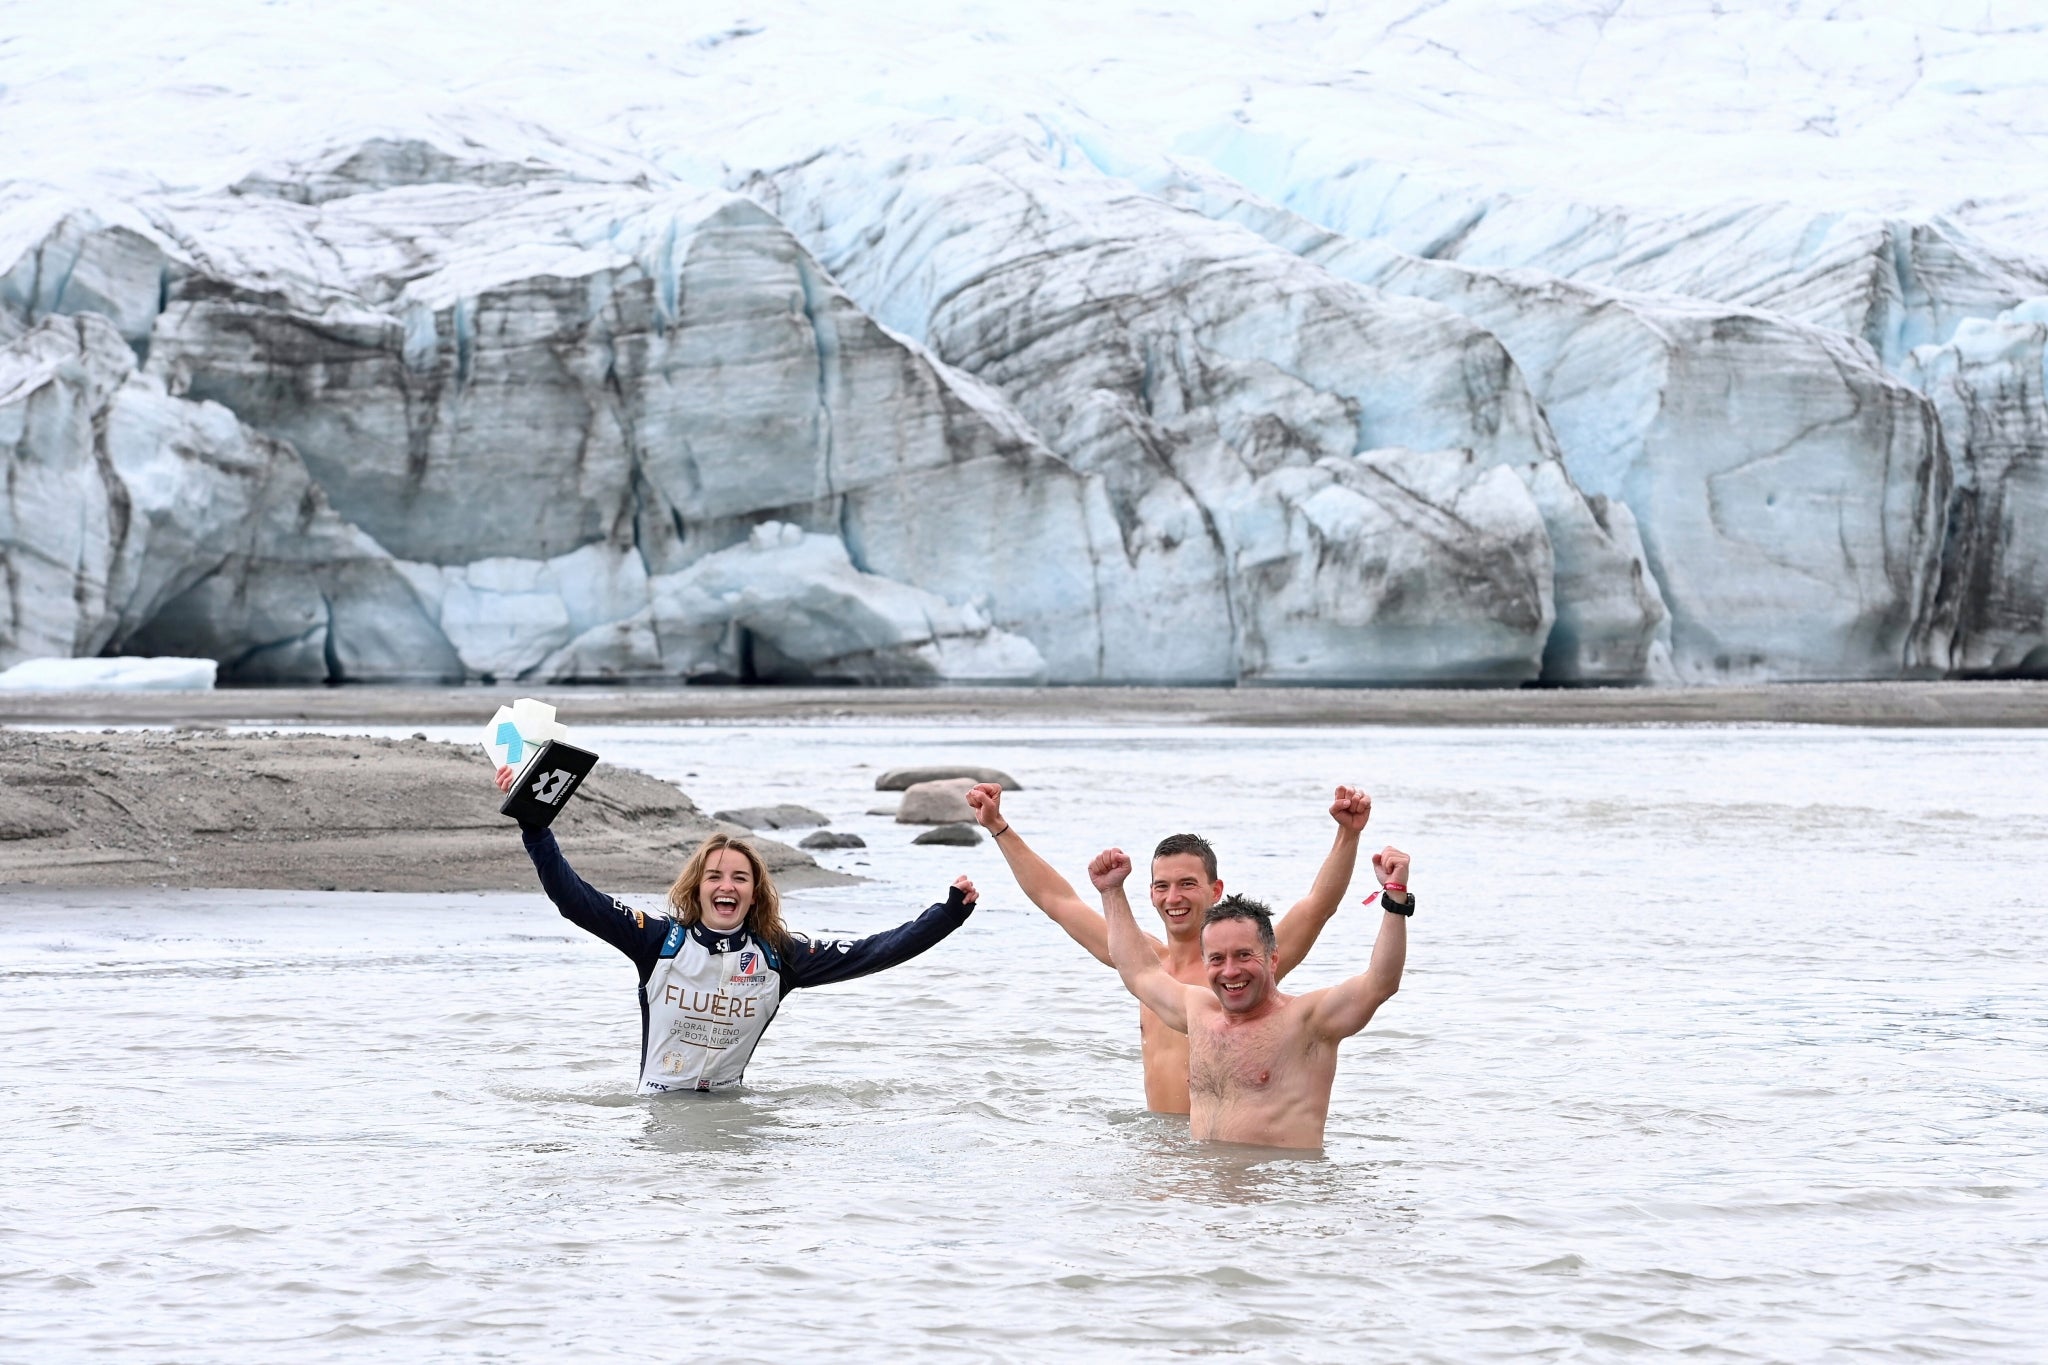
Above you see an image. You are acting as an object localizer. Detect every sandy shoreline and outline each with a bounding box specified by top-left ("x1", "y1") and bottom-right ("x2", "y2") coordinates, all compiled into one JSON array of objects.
[
  {"x1": 0, "y1": 729, "x2": 840, "y2": 894},
  {"x1": 1, "y1": 680, "x2": 2044, "y2": 728}
]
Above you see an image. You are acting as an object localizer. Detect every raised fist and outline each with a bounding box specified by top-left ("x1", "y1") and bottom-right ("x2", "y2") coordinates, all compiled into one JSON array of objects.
[
  {"x1": 1330, "y1": 786, "x2": 1373, "y2": 833},
  {"x1": 494, "y1": 764, "x2": 516, "y2": 794},
  {"x1": 964, "y1": 782, "x2": 1006, "y2": 831},
  {"x1": 1089, "y1": 848, "x2": 1132, "y2": 891},
  {"x1": 952, "y1": 875, "x2": 979, "y2": 906},
  {"x1": 1370, "y1": 846, "x2": 1411, "y2": 890}
]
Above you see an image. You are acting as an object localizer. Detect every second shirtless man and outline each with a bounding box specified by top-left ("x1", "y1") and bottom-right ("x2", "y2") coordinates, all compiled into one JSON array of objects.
[
  {"x1": 964, "y1": 781, "x2": 1371, "y2": 1114},
  {"x1": 1090, "y1": 842, "x2": 1414, "y2": 1150}
]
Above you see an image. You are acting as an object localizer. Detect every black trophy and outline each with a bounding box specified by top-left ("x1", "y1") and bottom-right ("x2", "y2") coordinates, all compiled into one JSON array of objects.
[{"x1": 500, "y1": 741, "x2": 600, "y2": 827}]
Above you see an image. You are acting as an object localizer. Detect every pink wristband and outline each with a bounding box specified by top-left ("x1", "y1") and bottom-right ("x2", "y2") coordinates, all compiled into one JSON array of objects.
[{"x1": 1382, "y1": 883, "x2": 1407, "y2": 894}]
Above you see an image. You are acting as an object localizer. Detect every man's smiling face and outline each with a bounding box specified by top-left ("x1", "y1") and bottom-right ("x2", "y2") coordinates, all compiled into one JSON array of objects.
[
  {"x1": 1150, "y1": 852, "x2": 1222, "y2": 942},
  {"x1": 1202, "y1": 916, "x2": 1276, "y2": 1015}
]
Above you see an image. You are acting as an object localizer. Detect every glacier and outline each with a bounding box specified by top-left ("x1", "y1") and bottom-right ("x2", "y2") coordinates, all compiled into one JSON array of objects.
[
  {"x1": 1905, "y1": 301, "x2": 2048, "y2": 677},
  {"x1": 1143, "y1": 156, "x2": 1950, "y2": 681},
  {"x1": 1, "y1": 1, "x2": 2045, "y2": 684}
]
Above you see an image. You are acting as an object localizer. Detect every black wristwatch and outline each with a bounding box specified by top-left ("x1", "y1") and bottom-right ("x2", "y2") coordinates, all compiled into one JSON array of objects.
[{"x1": 1379, "y1": 890, "x2": 1415, "y2": 917}]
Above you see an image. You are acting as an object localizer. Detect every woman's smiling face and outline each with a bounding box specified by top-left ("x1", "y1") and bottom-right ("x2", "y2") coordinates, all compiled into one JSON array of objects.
[{"x1": 697, "y1": 847, "x2": 756, "y2": 932}]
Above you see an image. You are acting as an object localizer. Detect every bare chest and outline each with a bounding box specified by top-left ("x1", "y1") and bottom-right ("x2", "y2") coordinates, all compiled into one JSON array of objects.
[{"x1": 1188, "y1": 1012, "x2": 1297, "y2": 1100}]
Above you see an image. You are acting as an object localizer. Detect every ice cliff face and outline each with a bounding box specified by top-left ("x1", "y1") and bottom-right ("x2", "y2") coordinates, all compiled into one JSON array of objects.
[
  {"x1": 1906, "y1": 302, "x2": 2048, "y2": 677},
  {"x1": 0, "y1": 144, "x2": 1614, "y2": 685},
  {"x1": 749, "y1": 125, "x2": 1659, "y2": 684},
  {"x1": 2, "y1": 2, "x2": 2045, "y2": 683},
  {"x1": 1148, "y1": 160, "x2": 1950, "y2": 681},
  {"x1": 0, "y1": 312, "x2": 454, "y2": 679},
  {"x1": 3, "y1": 173, "x2": 1080, "y2": 683}
]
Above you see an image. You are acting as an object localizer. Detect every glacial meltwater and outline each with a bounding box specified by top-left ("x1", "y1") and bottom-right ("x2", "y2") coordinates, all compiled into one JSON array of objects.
[{"x1": 3, "y1": 722, "x2": 2044, "y2": 1361}]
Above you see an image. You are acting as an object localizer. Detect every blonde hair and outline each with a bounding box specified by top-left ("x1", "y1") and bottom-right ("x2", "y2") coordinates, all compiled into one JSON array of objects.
[{"x1": 667, "y1": 834, "x2": 791, "y2": 956}]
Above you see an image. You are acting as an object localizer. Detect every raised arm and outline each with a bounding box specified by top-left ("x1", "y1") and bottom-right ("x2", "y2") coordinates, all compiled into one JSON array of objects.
[
  {"x1": 1305, "y1": 846, "x2": 1413, "y2": 1041},
  {"x1": 1091, "y1": 848, "x2": 1192, "y2": 1032},
  {"x1": 1273, "y1": 785, "x2": 1369, "y2": 979},
  {"x1": 783, "y1": 877, "x2": 978, "y2": 989},
  {"x1": 517, "y1": 822, "x2": 669, "y2": 975},
  {"x1": 967, "y1": 783, "x2": 1114, "y2": 966}
]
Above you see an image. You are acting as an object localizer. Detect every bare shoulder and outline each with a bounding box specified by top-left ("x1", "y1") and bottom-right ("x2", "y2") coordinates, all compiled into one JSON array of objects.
[{"x1": 1277, "y1": 989, "x2": 1332, "y2": 1042}]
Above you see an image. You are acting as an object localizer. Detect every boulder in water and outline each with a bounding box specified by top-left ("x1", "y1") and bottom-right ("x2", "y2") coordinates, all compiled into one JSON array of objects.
[
  {"x1": 875, "y1": 765, "x2": 1019, "y2": 791},
  {"x1": 895, "y1": 777, "x2": 978, "y2": 824},
  {"x1": 712, "y1": 803, "x2": 829, "y2": 830},
  {"x1": 911, "y1": 822, "x2": 981, "y2": 847}
]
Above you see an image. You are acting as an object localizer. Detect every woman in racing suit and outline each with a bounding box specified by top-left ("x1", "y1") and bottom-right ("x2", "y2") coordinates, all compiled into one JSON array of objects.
[{"x1": 499, "y1": 767, "x2": 976, "y2": 1095}]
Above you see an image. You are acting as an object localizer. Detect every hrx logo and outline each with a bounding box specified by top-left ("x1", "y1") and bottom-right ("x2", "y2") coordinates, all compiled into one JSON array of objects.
[{"x1": 530, "y1": 769, "x2": 574, "y2": 804}]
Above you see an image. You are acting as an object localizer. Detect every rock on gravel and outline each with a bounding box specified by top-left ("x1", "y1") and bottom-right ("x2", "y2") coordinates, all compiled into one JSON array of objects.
[
  {"x1": 912, "y1": 823, "x2": 982, "y2": 847},
  {"x1": 712, "y1": 804, "x2": 830, "y2": 830},
  {"x1": 876, "y1": 765, "x2": 1020, "y2": 791},
  {"x1": 0, "y1": 794, "x2": 76, "y2": 841},
  {"x1": 0, "y1": 730, "x2": 844, "y2": 892},
  {"x1": 799, "y1": 830, "x2": 867, "y2": 850},
  {"x1": 895, "y1": 777, "x2": 979, "y2": 824}
]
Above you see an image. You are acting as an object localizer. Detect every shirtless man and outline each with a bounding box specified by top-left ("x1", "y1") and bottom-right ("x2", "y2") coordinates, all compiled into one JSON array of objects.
[
  {"x1": 1089, "y1": 842, "x2": 1412, "y2": 1150},
  {"x1": 963, "y1": 781, "x2": 1372, "y2": 1113}
]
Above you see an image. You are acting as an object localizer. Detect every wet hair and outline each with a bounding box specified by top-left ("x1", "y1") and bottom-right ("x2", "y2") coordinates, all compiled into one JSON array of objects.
[
  {"x1": 667, "y1": 834, "x2": 791, "y2": 955},
  {"x1": 1202, "y1": 894, "x2": 1276, "y2": 955},
  {"x1": 1152, "y1": 832, "x2": 1219, "y2": 883}
]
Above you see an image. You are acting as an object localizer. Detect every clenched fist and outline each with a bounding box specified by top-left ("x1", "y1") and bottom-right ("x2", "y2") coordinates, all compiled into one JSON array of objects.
[
  {"x1": 964, "y1": 782, "x2": 1006, "y2": 831},
  {"x1": 951, "y1": 875, "x2": 979, "y2": 905},
  {"x1": 1330, "y1": 786, "x2": 1373, "y2": 833},
  {"x1": 1089, "y1": 848, "x2": 1132, "y2": 890},
  {"x1": 1370, "y1": 846, "x2": 1411, "y2": 890}
]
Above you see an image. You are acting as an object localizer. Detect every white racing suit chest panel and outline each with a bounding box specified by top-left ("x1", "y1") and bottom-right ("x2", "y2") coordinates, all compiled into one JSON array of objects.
[{"x1": 639, "y1": 925, "x2": 783, "y2": 1094}]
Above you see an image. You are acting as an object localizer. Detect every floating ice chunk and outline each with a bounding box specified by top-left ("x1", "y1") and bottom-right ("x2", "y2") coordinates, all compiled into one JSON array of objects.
[{"x1": 0, "y1": 656, "x2": 217, "y2": 691}]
